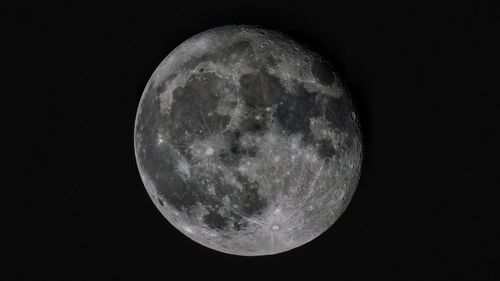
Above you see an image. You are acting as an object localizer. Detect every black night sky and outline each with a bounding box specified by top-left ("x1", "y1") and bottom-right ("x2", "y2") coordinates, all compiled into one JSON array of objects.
[{"x1": 6, "y1": 1, "x2": 499, "y2": 280}]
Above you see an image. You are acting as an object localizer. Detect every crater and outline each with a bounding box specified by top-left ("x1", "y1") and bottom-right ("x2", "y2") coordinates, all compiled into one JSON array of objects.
[
  {"x1": 311, "y1": 59, "x2": 336, "y2": 85},
  {"x1": 157, "y1": 197, "x2": 165, "y2": 206}
]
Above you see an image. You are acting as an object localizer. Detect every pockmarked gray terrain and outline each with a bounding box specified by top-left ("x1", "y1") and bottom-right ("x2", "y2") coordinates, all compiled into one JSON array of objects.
[{"x1": 134, "y1": 25, "x2": 363, "y2": 256}]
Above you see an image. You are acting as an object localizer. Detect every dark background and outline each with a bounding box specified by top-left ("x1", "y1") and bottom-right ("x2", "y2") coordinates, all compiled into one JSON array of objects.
[{"x1": 6, "y1": 1, "x2": 499, "y2": 280}]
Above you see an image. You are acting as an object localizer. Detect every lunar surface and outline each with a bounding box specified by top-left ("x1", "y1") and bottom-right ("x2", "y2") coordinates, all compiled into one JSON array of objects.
[{"x1": 134, "y1": 25, "x2": 363, "y2": 256}]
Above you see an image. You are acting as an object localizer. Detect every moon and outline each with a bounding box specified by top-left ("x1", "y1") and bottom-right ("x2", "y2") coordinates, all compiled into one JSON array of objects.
[{"x1": 134, "y1": 25, "x2": 363, "y2": 256}]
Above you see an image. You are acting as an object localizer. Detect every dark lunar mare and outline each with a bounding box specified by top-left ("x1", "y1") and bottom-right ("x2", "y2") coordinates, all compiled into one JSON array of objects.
[
  {"x1": 275, "y1": 84, "x2": 323, "y2": 136},
  {"x1": 137, "y1": 69, "x2": 271, "y2": 231},
  {"x1": 274, "y1": 81, "x2": 357, "y2": 160},
  {"x1": 311, "y1": 59, "x2": 336, "y2": 86}
]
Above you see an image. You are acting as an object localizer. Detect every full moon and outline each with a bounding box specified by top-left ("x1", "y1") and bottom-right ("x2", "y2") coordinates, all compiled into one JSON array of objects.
[{"x1": 134, "y1": 25, "x2": 363, "y2": 256}]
